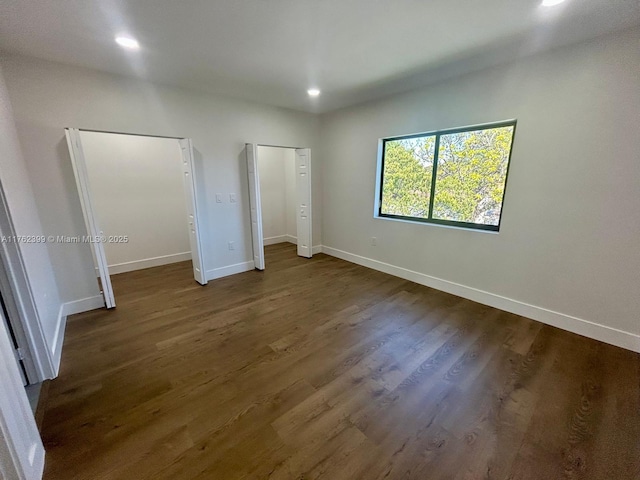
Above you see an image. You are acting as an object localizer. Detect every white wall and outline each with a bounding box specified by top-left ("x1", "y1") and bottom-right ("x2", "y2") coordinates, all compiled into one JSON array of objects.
[
  {"x1": 0, "y1": 63, "x2": 62, "y2": 376},
  {"x1": 0, "y1": 54, "x2": 320, "y2": 303},
  {"x1": 257, "y1": 146, "x2": 296, "y2": 244},
  {"x1": 80, "y1": 131, "x2": 191, "y2": 273},
  {"x1": 320, "y1": 28, "x2": 640, "y2": 350}
]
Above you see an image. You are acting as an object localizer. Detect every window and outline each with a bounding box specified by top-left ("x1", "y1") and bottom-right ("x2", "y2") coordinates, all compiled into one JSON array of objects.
[{"x1": 377, "y1": 120, "x2": 516, "y2": 231}]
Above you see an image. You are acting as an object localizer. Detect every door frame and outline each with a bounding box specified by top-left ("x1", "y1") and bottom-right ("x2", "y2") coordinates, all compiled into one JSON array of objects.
[
  {"x1": 65, "y1": 128, "x2": 208, "y2": 309},
  {"x1": 0, "y1": 179, "x2": 54, "y2": 383},
  {"x1": 245, "y1": 143, "x2": 313, "y2": 270},
  {"x1": 245, "y1": 144, "x2": 265, "y2": 270}
]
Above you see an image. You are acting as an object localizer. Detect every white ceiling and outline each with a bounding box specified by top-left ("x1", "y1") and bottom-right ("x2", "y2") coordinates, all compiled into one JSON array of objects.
[{"x1": 0, "y1": 0, "x2": 638, "y2": 113}]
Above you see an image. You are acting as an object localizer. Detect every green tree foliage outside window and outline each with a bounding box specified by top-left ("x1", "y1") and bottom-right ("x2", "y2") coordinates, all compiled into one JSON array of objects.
[{"x1": 380, "y1": 122, "x2": 515, "y2": 230}]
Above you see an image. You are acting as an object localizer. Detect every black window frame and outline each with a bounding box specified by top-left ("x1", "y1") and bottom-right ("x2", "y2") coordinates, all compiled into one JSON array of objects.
[{"x1": 377, "y1": 119, "x2": 517, "y2": 232}]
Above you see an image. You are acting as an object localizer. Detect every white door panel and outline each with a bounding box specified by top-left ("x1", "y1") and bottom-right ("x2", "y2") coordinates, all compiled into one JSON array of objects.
[
  {"x1": 0, "y1": 312, "x2": 45, "y2": 480},
  {"x1": 65, "y1": 128, "x2": 115, "y2": 308},
  {"x1": 179, "y1": 139, "x2": 207, "y2": 285},
  {"x1": 295, "y1": 148, "x2": 312, "y2": 258},
  {"x1": 246, "y1": 144, "x2": 265, "y2": 270}
]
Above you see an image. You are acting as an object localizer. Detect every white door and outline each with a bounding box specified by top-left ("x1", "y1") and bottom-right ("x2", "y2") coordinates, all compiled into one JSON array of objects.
[
  {"x1": 295, "y1": 148, "x2": 313, "y2": 258},
  {"x1": 246, "y1": 144, "x2": 265, "y2": 270},
  {"x1": 65, "y1": 128, "x2": 115, "y2": 309},
  {"x1": 0, "y1": 310, "x2": 45, "y2": 480},
  {"x1": 178, "y1": 139, "x2": 207, "y2": 285}
]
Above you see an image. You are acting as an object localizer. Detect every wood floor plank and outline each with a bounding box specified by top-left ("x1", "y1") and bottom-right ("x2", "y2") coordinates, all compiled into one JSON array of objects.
[{"x1": 38, "y1": 243, "x2": 640, "y2": 479}]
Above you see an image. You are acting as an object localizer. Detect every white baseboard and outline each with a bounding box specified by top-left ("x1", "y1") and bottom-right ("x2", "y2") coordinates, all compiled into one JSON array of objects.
[
  {"x1": 263, "y1": 235, "x2": 288, "y2": 246},
  {"x1": 48, "y1": 295, "x2": 104, "y2": 376},
  {"x1": 321, "y1": 246, "x2": 640, "y2": 353},
  {"x1": 108, "y1": 252, "x2": 192, "y2": 275},
  {"x1": 50, "y1": 295, "x2": 105, "y2": 375},
  {"x1": 62, "y1": 295, "x2": 105, "y2": 316},
  {"x1": 205, "y1": 247, "x2": 324, "y2": 282},
  {"x1": 312, "y1": 245, "x2": 323, "y2": 255},
  {"x1": 264, "y1": 235, "x2": 298, "y2": 246},
  {"x1": 206, "y1": 261, "x2": 255, "y2": 281}
]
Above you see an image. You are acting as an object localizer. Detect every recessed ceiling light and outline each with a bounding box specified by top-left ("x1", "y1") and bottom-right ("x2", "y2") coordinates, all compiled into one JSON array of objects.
[
  {"x1": 307, "y1": 88, "x2": 321, "y2": 97},
  {"x1": 115, "y1": 36, "x2": 140, "y2": 50},
  {"x1": 541, "y1": 0, "x2": 565, "y2": 6}
]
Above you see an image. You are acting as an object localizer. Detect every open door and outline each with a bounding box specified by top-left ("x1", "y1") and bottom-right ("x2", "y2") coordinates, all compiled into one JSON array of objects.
[
  {"x1": 65, "y1": 128, "x2": 115, "y2": 308},
  {"x1": 246, "y1": 144, "x2": 265, "y2": 270},
  {"x1": 0, "y1": 311, "x2": 45, "y2": 480},
  {"x1": 295, "y1": 148, "x2": 313, "y2": 258},
  {"x1": 179, "y1": 139, "x2": 207, "y2": 285}
]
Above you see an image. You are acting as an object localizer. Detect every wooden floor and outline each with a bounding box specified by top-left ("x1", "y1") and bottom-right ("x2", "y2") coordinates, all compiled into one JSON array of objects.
[{"x1": 40, "y1": 244, "x2": 640, "y2": 479}]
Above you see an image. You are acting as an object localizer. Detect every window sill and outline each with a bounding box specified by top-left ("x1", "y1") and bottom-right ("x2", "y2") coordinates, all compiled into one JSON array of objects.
[{"x1": 373, "y1": 213, "x2": 500, "y2": 234}]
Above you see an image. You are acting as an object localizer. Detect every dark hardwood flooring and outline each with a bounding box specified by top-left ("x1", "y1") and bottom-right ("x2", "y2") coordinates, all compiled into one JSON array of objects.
[{"x1": 40, "y1": 243, "x2": 640, "y2": 479}]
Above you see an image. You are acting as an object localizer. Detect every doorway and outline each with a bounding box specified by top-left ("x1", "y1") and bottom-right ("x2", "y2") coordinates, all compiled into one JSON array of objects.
[
  {"x1": 65, "y1": 129, "x2": 207, "y2": 309},
  {"x1": 245, "y1": 144, "x2": 312, "y2": 269},
  {"x1": 0, "y1": 288, "x2": 27, "y2": 386}
]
